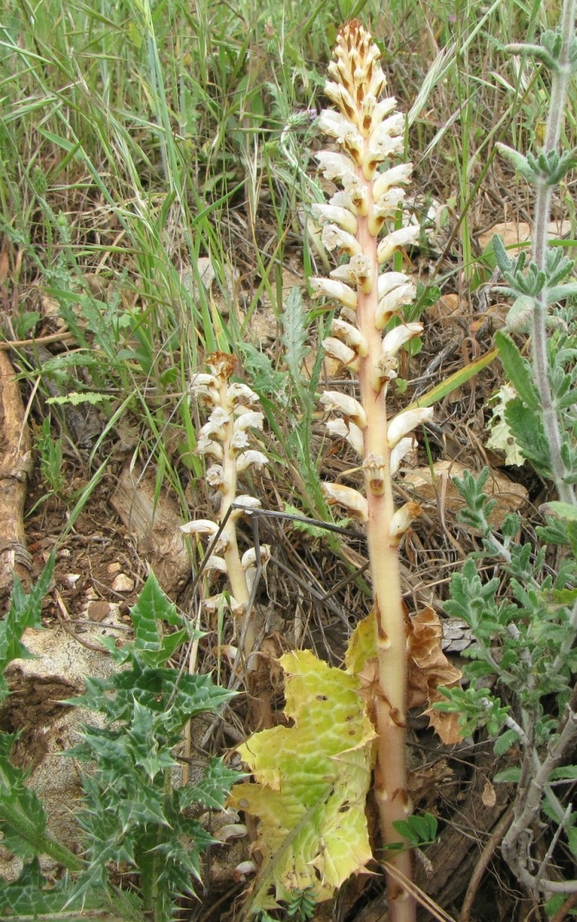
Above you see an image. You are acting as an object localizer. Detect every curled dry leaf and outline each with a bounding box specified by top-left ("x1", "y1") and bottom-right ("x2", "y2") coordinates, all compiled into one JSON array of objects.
[
  {"x1": 477, "y1": 220, "x2": 571, "y2": 252},
  {"x1": 403, "y1": 459, "x2": 527, "y2": 529},
  {"x1": 346, "y1": 608, "x2": 462, "y2": 744},
  {"x1": 407, "y1": 607, "x2": 462, "y2": 745}
]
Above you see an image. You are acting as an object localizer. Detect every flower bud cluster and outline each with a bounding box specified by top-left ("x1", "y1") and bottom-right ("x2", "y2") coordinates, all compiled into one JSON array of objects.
[
  {"x1": 313, "y1": 20, "x2": 433, "y2": 539},
  {"x1": 181, "y1": 353, "x2": 269, "y2": 626}
]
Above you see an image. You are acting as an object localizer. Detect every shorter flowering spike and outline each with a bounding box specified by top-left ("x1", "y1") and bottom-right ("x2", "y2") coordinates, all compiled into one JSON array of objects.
[{"x1": 183, "y1": 351, "x2": 270, "y2": 663}]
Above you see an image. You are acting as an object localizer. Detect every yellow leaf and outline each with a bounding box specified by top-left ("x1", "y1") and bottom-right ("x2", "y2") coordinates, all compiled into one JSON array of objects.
[{"x1": 228, "y1": 650, "x2": 376, "y2": 909}]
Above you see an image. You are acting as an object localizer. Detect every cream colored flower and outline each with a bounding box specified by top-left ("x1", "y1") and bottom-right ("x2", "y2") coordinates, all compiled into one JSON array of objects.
[
  {"x1": 326, "y1": 417, "x2": 365, "y2": 455},
  {"x1": 311, "y1": 202, "x2": 358, "y2": 235},
  {"x1": 377, "y1": 271, "x2": 412, "y2": 299},
  {"x1": 373, "y1": 163, "x2": 413, "y2": 199},
  {"x1": 321, "y1": 224, "x2": 362, "y2": 257},
  {"x1": 180, "y1": 519, "x2": 219, "y2": 537},
  {"x1": 205, "y1": 464, "x2": 225, "y2": 487},
  {"x1": 389, "y1": 502, "x2": 422, "y2": 545},
  {"x1": 311, "y1": 277, "x2": 358, "y2": 310},
  {"x1": 382, "y1": 322, "x2": 423, "y2": 357},
  {"x1": 320, "y1": 390, "x2": 367, "y2": 428},
  {"x1": 318, "y1": 111, "x2": 364, "y2": 164},
  {"x1": 390, "y1": 436, "x2": 416, "y2": 475},
  {"x1": 377, "y1": 226, "x2": 420, "y2": 264},
  {"x1": 324, "y1": 81, "x2": 356, "y2": 119},
  {"x1": 196, "y1": 434, "x2": 223, "y2": 459},
  {"x1": 231, "y1": 496, "x2": 262, "y2": 517},
  {"x1": 227, "y1": 382, "x2": 259, "y2": 404},
  {"x1": 189, "y1": 372, "x2": 215, "y2": 388},
  {"x1": 387, "y1": 406, "x2": 434, "y2": 448},
  {"x1": 205, "y1": 555, "x2": 229, "y2": 574},
  {"x1": 233, "y1": 411, "x2": 264, "y2": 432},
  {"x1": 230, "y1": 430, "x2": 250, "y2": 452},
  {"x1": 330, "y1": 317, "x2": 368, "y2": 356},
  {"x1": 236, "y1": 450, "x2": 269, "y2": 472},
  {"x1": 322, "y1": 337, "x2": 360, "y2": 370},
  {"x1": 316, "y1": 150, "x2": 360, "y2": 188},
  {"x1": 241, "y1": 546, "x2": 271, "y2": 571},
  {"x1": 199, "y1": 407, "x2": 230, "y2": 440},
  {"x1": 330, "y1": 189, "x2": 366, "y2": 216},
  {"x1": 321, "y1": 482, "x2": 369, "y2": 521},
  {"x1": 376, "y1": 283, "x2": 417, "y2": 329},
  {"x1": 368, "y1": 187, "x2": 406, "y2": 236},
  {"x1": 330, "y1": 255, "x2": 373, "y2": 292}
]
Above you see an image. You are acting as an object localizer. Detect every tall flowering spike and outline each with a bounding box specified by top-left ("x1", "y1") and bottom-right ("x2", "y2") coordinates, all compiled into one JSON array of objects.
[{"x1": 314, "y1": 22, "x2": 428, "y2": 922}]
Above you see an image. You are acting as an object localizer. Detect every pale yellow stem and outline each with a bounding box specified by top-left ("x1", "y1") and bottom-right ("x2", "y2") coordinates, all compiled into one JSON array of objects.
[{"x1": 357, "y1": 195, "x2": 415, "y2": 922}]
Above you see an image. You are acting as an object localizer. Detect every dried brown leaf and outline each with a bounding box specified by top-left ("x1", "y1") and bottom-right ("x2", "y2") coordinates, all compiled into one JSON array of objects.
[{"x1": 408, "y1": 608, "x2": 463, "y2": 745}]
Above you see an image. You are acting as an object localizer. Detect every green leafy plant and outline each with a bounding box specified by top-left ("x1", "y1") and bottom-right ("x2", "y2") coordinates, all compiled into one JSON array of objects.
[
  {"x1": 34, "y1": 416, "x2": 66, "y2": 501},
  {"x1": 437, "y1": 0, "x2": 577, "y2": 901},
  {"x1": 0, "y1": 567, "x2": 238, "y2": 921}
]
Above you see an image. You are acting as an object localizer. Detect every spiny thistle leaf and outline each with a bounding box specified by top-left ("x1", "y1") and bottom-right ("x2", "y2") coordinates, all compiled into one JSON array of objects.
[
  {"x1": 0, "y1": 555, "x2": 55, "y2": 702},
  {"x1": 128, "y1": 572, "x2": 195, "y2": 666},
  {"x1": 179, "y1": 757, "x2": 242, "y2": 811},
  {"x1": 228, "y1": 650, "x2": 375, "y2": 910}
]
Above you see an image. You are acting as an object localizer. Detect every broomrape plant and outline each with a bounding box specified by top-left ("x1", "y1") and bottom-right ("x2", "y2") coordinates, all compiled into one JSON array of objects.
[
  {"x1": 181, "y1": 353, "x2": 274, "y2": 725},
  {"x1": 310, "y1": 22, "x2": 431, "y2": 920},
  {"x1": 229, "y1": 22, "x2": 447, "y2": 922}
]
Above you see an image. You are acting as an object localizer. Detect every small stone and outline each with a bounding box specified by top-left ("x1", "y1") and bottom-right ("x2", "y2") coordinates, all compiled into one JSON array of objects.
[
  {"x1": 107, "y1": 562, "x2": 122, "y2": 575},
  {"x1": 87, "y1": 601, "x2": 111, "y2": 622},
  {"x1": 111, "y1": 574, "x2": 134, "y2": 593}
]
